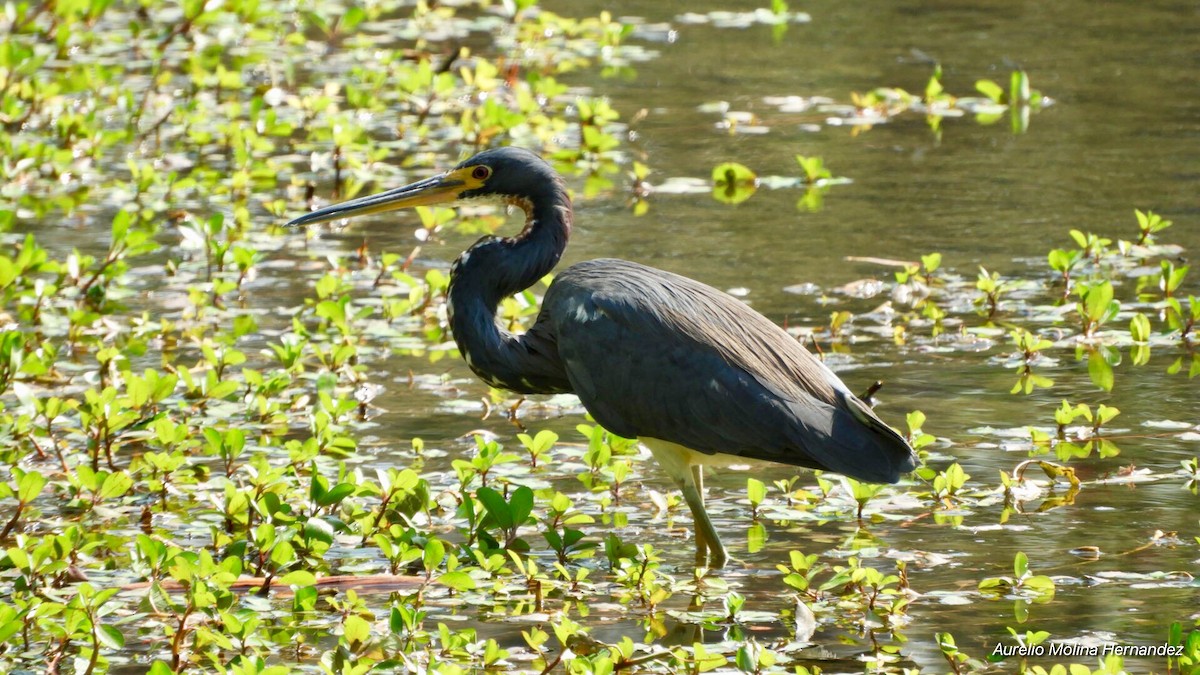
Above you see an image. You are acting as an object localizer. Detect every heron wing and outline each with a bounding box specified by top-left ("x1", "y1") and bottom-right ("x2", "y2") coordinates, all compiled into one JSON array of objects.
[{"x1": 543, "y1": 259, "x2": 917, "y2": 483}]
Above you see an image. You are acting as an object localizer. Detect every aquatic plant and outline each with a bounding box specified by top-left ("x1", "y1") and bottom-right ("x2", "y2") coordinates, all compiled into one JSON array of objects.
[{"x1": 0, "y1": 1, "x2": 1194, "y2": 673}]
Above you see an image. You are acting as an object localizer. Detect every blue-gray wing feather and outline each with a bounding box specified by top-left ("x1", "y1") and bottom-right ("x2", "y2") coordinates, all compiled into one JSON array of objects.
[{"x1": 540, "y1": 259, "x2": 917, "y2": 483}]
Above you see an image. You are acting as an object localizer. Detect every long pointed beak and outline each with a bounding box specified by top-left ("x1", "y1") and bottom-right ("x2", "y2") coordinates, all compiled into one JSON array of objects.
[{"x1": 286, "y1": 171, "x2": 466, "y2": 227}]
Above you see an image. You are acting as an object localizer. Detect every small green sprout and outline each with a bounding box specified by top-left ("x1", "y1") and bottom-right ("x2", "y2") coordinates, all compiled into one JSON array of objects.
[
  {"x1": 978, "y1": 551, "x2": 1056, "y2": 602},
  {"x1": 1075, "y1": 280, "x2": 1120, "y2": 337},
  {"x1": 795, "y1": 154, "x2": 832, "y2": 183},
  {"x1": 746, "y1": 478, "x2": 767, "y2": 518},
  {"x1": 975, "y1": 267, "x2": 1007, "y2": 320},
  {"x1": 1135, "y1": 208, "x2": 1173, "y2": 245}
]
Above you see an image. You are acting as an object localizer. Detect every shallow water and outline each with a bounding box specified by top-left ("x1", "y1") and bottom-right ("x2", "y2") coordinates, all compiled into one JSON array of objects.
[
  {"x1": 10, "y1": 0, "x2": 1200, "y2": 671},
  {"x1": 329, "y1": 0, "x2": 1200, "y2": 668}
]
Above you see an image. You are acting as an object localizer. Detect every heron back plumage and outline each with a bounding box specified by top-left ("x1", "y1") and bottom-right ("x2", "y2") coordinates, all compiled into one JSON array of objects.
[{"x1": 542, "y1": 258, "x2": 918, "y2": 483}]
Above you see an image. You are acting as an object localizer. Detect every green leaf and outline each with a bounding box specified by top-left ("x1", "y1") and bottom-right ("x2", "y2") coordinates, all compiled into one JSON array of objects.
[
  {"x1": 693, "y1": 642, "x2": 727, "y2": 672},
  {"x1": 343, "y1": 614, "x2": 371, "y2": 647},
  {"x1": 519, "y1": 429, "x2": 558, "y2": 456},
  {"x1": 1048, "y1": 248, "x2": 1079, "y2": 273},
  {"x1": 711, "y1": 162, "x2": 757, "y2": 205},
  {"x1": 975, "y1": 79, "x2": 1004, "y2": 103},
  {"x1": 437, "y1": 570, "x2": 477, "y2": 591},
  {"x1": 303, "y1": 517, "x2": 334, "y2": 545},
  {"x1": 582, "y1": 125, "x2": 619, "y2": 153},
  {"x1": 1014, "y1": 551, "x2": 1029, "y2": 577},
  {"x1": 1024, "y1": 574, "x2": 1056, "y2": 599},
  {"x1": 97, "y1": 472, "x2": 133, "y2": 501},
  {"x1": 710, "y1": 163, "x2": 758, "y2": 183},
  {"x1": 1083, "y1": 281, "x2": 1114, "y2": 322},
  {"x1": 0, "y1": 615, "x2": 21, "y2": 644},
  {"x1": 423, "y1": 538, "x2": 445, "y2": 571},
  {"x1": 475, "y1": 487, "x2": 512, "y2": 530},
  {"x1": 735, "y1": 645, "x2": 755, "y2": 671},
  {"x1": 110, "y1": 210, "x2": 132, "y2": 244},
  {"x1": 5, "y1": 547, "x2": 29, "y2": 570},
  {"x1": 146, "y1": 660, "x2": 176, "y2": 675},
  {"x1": 1129, "y1": 313, "x2": 1151, "y2": 342},
  {"x1": 17, "y1": 470, "x2": 46, "y2": 504},
  {"x1": 340, "y1": 6, "x2": 366, "y2": 31},
  {"x1": 97, "y1": 624, "x2": 126, "y2": 649},
  {"x1": 849, "y1": 476, "x2": 886, "y2": 502},
  {"x1": 604, "y1": 533, "x2": 638, "y2": 563},
  {"x1": 1010, "y1": 70, "x2": 1031, "y2": 103},
  {"x1": 182, "y1": 0, "x2": 206, "y2": 19},
  {"x1": 1095, "y1": 404, "x2": 1120, "y2": 424},
  {"x1": 978, "y1": 577, "x2": 1012, "y2": 593},
  {"x1": 1169, "y1": 621, "x2": 1184, "y2": 646},
  {"x1": 269, "y1": 540, "x2": 296, "y2": 567},
  {"x1": 203, "y1": 427, "x2": 223, "y2": 451},
  {"x1": 508, "y1": 486, "x2": 534, "y2": 527},
  {"x1": 795, "y1": 155, "x2": 831, "y2": 182},
  {"x1": 278, "y1": 571, "x2": 317, "y2": 587},
  {"x1": 746, "y1": 478, "x2": 766, "y2": 505},
  {"x1": 561, "y1": 528, "x2": 586, "y2": 548},
  {"x1": 925, "y1": 64, "x2": 945, "y2": 101},
  {"x1": 0, "y1": 259, "x2": 14, "y2": 289},
  {"x1": 315, "y1": 482, "x2": 355, "y2": 507}
]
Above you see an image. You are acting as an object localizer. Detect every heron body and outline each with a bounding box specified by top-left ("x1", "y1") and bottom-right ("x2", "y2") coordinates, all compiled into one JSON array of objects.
[{"x1": 289, "y1": 146, "x2": 918, "y2": 568}]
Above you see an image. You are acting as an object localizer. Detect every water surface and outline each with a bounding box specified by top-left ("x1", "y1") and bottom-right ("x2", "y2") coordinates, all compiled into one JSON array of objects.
[{"x1": 348, "y1": 0, "x2": 1200, "y2": 668}]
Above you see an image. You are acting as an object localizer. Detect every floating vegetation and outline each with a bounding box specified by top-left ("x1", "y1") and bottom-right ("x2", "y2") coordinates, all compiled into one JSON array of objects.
[
  {"x1": 676, "y1": 0, "x2": 812, "y2": 29},
  {"x1": 711, "y1": 161, "x2": 759, "y2": 204},
  {"x1": 743, "y1": 67, "x2": 1054, "y2": 137},
  {"x1": 644, "y1": 156, "x2": 851, "y2": 208},
  {"x1": 0, "y1": 1, "x2": 1196, "y2": 674}
]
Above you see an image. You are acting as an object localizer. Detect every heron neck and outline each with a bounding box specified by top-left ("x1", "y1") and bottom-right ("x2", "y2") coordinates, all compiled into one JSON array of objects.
[
  {"x1": 445, "y1": 192, "x2": 572, "y2": 394},
  {"x1": 484, "y1": 194, "x2": 571, "y2": 304}
]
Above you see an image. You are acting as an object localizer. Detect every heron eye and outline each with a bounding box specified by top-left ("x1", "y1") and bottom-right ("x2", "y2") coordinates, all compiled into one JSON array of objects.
[{"x1": 471, "y1": 166, "x2": 491, "y2": 180}]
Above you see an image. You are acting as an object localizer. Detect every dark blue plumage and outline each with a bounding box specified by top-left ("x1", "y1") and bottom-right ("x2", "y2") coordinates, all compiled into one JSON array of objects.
[{"x1": 546, "y1": 259, "x2": 916, "y2": 484}]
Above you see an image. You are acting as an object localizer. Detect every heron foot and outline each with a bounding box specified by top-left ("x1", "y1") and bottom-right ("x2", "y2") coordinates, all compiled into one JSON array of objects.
[{"x1": 691, "y1": 547, "x2": 739, "y2": 573}]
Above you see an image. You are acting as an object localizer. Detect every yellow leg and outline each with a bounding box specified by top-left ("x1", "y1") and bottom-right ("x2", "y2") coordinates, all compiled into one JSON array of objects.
[
  {"x1": 693, "y1": 465, "x2": 709, "y2": 557},
  {"x1": 680, "y1": 464, "x2": 728, "y2": 568},
  {"x1": 644, "y1": 438, "x2": 731, "y2": 569},
  {"x1": 682, "y1": 466, "x2": 708, "y2": 563}
]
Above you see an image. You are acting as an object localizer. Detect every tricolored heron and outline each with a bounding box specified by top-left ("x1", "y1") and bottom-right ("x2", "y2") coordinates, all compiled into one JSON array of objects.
[{"x1": 288, "y1": 146, "x2": 918, "y2": 568}]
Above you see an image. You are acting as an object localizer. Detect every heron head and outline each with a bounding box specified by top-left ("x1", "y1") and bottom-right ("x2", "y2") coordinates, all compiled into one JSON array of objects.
[{"x1": 286, "y1": 146, "x2": 556, "y2": 228}]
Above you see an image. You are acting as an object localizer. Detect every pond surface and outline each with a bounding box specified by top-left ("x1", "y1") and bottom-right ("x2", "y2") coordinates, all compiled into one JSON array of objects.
[
  {"x1": 6, "y1": 0, "x2": 1200, "y2": 672},
  {"x1": 326, "y1": 0, "x2": 1200, "y2": 669}
]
